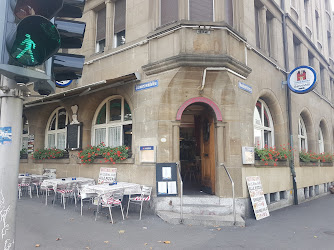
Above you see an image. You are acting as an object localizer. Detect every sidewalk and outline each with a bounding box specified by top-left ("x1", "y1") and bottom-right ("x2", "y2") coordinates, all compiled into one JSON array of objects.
[{"x1": 16, "y1": 194, "x2": 334, "y2": 250}]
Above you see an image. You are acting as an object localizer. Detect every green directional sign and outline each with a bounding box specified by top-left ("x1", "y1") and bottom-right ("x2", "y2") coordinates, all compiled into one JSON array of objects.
[{"x1": 8, "y1": 15, "x2": 61, "y2": 66}]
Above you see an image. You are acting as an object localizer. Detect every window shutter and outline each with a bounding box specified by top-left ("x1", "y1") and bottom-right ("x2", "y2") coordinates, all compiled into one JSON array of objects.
[
  {"x1": 189, "y1": 0, "x2": 213, "y2": 22},
  {"x1": 161, "y1": 0, "x2": 179, "y2": 26},
  {"x1": 96, "y1": 8, "x2": 106, "y2": 42},
  {"x1": 114, "y1": 0, "x2": 126, "y2": 34}
]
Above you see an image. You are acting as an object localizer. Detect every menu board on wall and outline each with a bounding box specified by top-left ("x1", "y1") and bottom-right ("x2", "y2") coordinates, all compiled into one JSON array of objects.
[
  {"x1": 246, "y1": 176, "x2": 270, "y2": 220},
  {"x1": 156, "y1": 163, "x2": 178, "y2": 196},
  {"x1": 98, "y1": 167, "x2": 117, "y2": 184}
]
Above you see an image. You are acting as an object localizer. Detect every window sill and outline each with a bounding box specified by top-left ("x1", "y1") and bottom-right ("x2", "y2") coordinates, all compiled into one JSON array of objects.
[
  {"x1": 320, "y1": 162, "x2": 333, "y2": 167},
  {"x1": 33, "y1": 158, "x2": 70, "y2": 164},
  {"x1": 299, "y1": 161, "x2": 319, "y2": 167}
]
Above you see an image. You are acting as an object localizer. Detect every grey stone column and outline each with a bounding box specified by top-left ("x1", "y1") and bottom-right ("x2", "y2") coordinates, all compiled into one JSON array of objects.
[{"x1": 105, "y1": 0, "x2": 115, "y2": 50}]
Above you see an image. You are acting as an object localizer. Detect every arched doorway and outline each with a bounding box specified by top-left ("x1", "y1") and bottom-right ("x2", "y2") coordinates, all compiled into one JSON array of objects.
[{"x1": 177, "y1": 98, "x2": 222, "y2": 195}]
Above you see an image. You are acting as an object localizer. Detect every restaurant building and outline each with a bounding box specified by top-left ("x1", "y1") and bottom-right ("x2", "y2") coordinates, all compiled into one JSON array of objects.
[{"x1": 19, "y1": 0, "x2": 334, "y2": 222}]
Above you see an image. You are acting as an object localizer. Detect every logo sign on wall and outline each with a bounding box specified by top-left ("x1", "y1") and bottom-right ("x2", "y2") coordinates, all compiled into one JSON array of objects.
[
  {"x1": 56, "y1": 80, "x2": 73, "y2": 88},
  {"x1": 287, "y1": 66, "x2": 317, "y2": 94}
]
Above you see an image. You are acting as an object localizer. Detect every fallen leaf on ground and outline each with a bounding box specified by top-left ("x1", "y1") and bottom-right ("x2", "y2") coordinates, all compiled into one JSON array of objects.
[
  {"x1": 85, "y1": 247, "x2": 90, "y2": 250},
  {"x1": 35, "y1": 244, "x2": 40, "y2": 247},
  {"x1": 164, "y1": 241, "x2": 171, "y2": 244},
  {"x1": 69, "y1": 218, "x2": 74, "y2": 221},
  {"x1": 143, "y1": 227, "x2": 147, "y2": 229},
  {"x1": 314, "y1": 236, "x2": 318, "y2": 238},
  {"x1": 104, "y1": 241, "x2": 109, "y2": 243},
  {"x1": 216, "y1": 228, "x2": 222, "y2": 231},
  {"x1": 144, "y1": 243, "x2": 148, "y2": 245},
  {"x1": 119, "y1": 230, "x2": 125, "y2": 234},
  {"x1": 157, "y1": 241, "x2": 162, "y2": 243},
  {"x1": 213, "y1": 225, "x2": 219, "y2": 228},
  {"x1": 150, "y1": 247, "x2": 153, "y2": 250},
  {"x1": 56, "y1": 238, "x2": 62, "y2": 241}
]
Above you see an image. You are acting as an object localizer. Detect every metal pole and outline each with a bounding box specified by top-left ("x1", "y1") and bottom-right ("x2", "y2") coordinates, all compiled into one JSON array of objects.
[
  {"x1": 281, "y1": 0, "x2": 298, "y2": 205},
  {"x1": 0, "y1": 76, "x2": 23, "y2": 250}
]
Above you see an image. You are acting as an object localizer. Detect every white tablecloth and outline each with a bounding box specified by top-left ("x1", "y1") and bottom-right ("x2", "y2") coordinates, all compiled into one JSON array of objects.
[
  {"x1": 81, "y1": 182, "x2": 141, "y2": 196},
  {"x1": 41, "y1": 177, "x2": 95, "y2": 190}
]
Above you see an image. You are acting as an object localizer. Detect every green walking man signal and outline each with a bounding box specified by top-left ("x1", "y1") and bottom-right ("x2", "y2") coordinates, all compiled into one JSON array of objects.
[{"x1": 16, "y1": 34, "x2": 36, "y2": 63}]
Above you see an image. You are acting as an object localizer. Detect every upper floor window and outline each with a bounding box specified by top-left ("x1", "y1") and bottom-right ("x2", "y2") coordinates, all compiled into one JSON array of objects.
[
  {"x1": 254, "y1": 4, "x2": 261, "y2": 49},
  {"x1": 298, "y1": 116, "x2": 308, "y2": 151},
  {"x1": 189, "y1": 0, "x2": 214, "y2": 22},
  {"x1": 96, "y1": 7, "x2": 106, "y2": 53},
  {"x1": 45, "y1": 108, "x2": 69, "y2": 150},
  {"x1": 160, "y1": 0, "x2": 179, "y2": 26},
  {"x1": 254, "y1": 100, "x2": 274, "y2": 148},
  {"x1": 92, "y1": 96, "x2": 132, "y2": 148},
  {"x1": 293, "y1": 36, "x2": 301, "y2": 67},
  {"x1": 315, "y1": 10, "x2": 321, "y2": 41},
  {"x1": 318, "y1": 127, "x2": 324, "y2": 153},
  {"x1": 304, "y1": 0, "x2": 310, "y2": 26},
  {"x1": 266, "y1": 11, "x2": 273, "y2": 57},
  {"x1": 225, "y1": 0, "x2": 233, "y2": 26},
  {"x1": 114, "y1": 0, "x2": 126, "y2": 47}
]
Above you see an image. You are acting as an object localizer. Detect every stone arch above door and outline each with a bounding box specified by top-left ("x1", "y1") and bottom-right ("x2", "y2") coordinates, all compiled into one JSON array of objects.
[{"x1": 176, "y1": 97, "x2": 222, "y2": 121}]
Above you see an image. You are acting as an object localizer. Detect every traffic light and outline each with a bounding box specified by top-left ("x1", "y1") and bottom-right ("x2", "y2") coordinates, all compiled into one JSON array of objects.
[{"x1": 6, "y1": 0, "x2": 64, "y2": 66}]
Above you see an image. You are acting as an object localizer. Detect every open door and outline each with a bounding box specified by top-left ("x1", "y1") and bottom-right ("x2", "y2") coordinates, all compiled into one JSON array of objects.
[{"x1": 200, "y1": 115, "x2": 215, "y2": 194}]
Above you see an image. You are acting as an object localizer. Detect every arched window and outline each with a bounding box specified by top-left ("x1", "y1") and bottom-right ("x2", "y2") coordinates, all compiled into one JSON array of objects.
[
  {"x1": 298, "y1": 116, "x2": 308, "y2": 151},
  {"x1": 318, "y1": 127, "x2": 324, "y2": 153},
  {"x1": 92, "y1": 96, "x2": 132, "y2": 148},
  {"x1": 45, "y1": 107, "x2": 69, "y2": 150},
  {"x1": 254, "y1": 99, "x2": 274, "y2": 148}
]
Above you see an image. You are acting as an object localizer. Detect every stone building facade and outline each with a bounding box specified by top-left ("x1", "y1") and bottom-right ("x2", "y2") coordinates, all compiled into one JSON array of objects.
[{"x1": 20, "y1": 0, "x2": 334, "y2": 219}]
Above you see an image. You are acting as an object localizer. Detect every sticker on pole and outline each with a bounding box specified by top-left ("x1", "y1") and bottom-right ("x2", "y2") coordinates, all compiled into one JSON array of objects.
[
  {"x1": 287, "y1": 66, "x2": 317, "y2": 94},
  {"x1": 0, "y1": 127, "x2": 12, "y2": 144}
]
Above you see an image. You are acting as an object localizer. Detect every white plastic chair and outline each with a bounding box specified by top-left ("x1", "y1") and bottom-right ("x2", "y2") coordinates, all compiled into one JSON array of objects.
[
  {"x1": 55, "y1": 182, "x2": 77, "y2": 209},
  {"x1": 18, "y1": 176, "x2": 32, "y2": 199},
  {"x1": 77, "y1": 183, "x2": 97, "y2": 216},
  {"x1": 126, "y1": 186, "x2": 152, "y2": 220},
  {"x1": 95, "y1": 190, "x2": 125, "y2": 224},
  {"x1": 32, "y1": 176, "x2": 48, "y2": 198}
]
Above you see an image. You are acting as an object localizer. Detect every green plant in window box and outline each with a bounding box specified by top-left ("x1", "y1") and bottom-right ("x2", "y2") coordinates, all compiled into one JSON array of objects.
[
  {"x1": 299, "y1": 150, "x2": 319, "y2": 163},
  {"x1": 33, "y1": 148, "x2": 66, "y2": 160},
  {"x1": 20, "y1": 148, "x2": 28, "y2": 159},
  {"x1": 318, "y1": 153, "x2": 333, "y2": 163},
  {"x1": 78, "y1": 143, "x2": 130, "y2": 164},
  {"x1": 255, "y1": 145, "x2": 292, "y2": 166}
]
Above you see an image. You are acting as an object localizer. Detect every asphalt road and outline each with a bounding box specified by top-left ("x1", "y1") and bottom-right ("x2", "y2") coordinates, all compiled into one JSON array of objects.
[{"x1": 15, "y1": 194, "x2": 334, "y2": 250}]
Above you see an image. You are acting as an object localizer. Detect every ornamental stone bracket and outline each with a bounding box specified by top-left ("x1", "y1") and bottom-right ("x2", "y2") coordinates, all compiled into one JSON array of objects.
[{"x1": 142, "y1": 53, "x2": 252, "y2": 77}]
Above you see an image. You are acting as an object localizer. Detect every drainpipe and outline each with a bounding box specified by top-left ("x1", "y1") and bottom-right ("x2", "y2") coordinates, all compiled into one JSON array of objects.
[{"x1": 282, "y1": 0, "x2": 298, "y2": 205}]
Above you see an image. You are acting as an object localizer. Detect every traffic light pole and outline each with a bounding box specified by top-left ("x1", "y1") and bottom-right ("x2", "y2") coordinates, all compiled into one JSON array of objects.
[{"x1": 0, "y1": 76, "x2": 23, "y2": 250}]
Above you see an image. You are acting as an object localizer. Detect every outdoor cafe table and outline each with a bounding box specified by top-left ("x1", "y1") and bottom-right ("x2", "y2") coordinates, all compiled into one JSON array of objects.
[
  {"x1": 18, "y1": 174, "x2": 44, "y2": 179},
  {"x1": 41, "y1": 177, "x2": 95, "y2": 205},
  {"x1": 81, "y1": 182, "x2": 141, "y2": 196}
]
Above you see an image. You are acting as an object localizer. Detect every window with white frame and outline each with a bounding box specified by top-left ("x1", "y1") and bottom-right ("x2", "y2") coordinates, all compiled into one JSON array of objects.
[
  {"x1": 254, "y1": 100, "x2": 274, "y2": 148},
  {"x1": 96, "y1": 7, "x2": 106, "y2": 53},
  {"x1": 114, "y1": 0, "x2": 126, "y2": 47},
  {"x1": 189, "y1": 0, "x2": 214, "y2": 22},
  {"x1": 298, "y1": 116, "x2": 308, "y2": 151},
  {"x1": 318, "y1": 127, "x2": 324, "y2": 153},
  {"x1": 92, "y1": 96, "x2": 132, "y2": 148},
  {"x1": 45, "y1": 108, "x2": 69, "y2": 150},
  {"x1": 21, "y1": 115, "x2": 29, "y2": 151}
]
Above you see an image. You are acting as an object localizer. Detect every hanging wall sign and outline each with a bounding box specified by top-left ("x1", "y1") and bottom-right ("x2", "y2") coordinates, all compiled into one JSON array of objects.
[{"x1": 287, "y1": 66, "x2": 317, "y2": 94}]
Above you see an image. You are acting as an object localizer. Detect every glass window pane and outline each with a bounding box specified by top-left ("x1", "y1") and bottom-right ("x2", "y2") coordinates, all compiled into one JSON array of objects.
[
  {"x1": 58, "y1": 109, "x2": 67, "y2": 129},
  {"x1": 95, "y1": 128, "x2": 106, "y2": 145},
  {"x1": 57, "y1": 132, "x2": 66, "y2": 150},
  {"x1": 96, "y1": 104, "x2": 106, "y2": 124},
  {"x1": 264, "y1": 130, "x2": 272, "y2": 147},
  {"x1": 263, "y1": 106, "x2": 271, "y2": 127},
  {"x1": 49, "y1": 114, "x2": 56, "y2": 130},
  {"x1": 110, "y1": 99, "x2": 121, "y2": 121},
  {"x1": 123, "y1": 124, "x2": 132, "y2": 146},
  {"x1": 109, "y1": 126, "x2": 121, "y2": 148},
  {"x1": 254, "y1": 104, "x2": 262, "y2": 126},
  {"x1": 48, "y1": 134, "x2": 55, "y2": 148},
  {"x1": 254, "y1": 128, "x2": 262, "y2": 148},
  {"x1": 22, "y1": 137, "x2": 28, "y2": 150},
  {"x1": 124, "y1": 100, "x2": 132, "y2": 121},
  {"x1": 301, "y1": 138, "x2": 306, "y2": 151}
]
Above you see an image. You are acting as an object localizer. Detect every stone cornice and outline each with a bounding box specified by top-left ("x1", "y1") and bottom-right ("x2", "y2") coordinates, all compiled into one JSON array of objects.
[{"x1": 142, "y1": 53, "x2": 252, "y2": 77}]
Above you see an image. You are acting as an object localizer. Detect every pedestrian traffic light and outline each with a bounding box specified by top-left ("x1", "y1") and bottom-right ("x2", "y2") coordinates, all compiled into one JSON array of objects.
[{"x1": 6, "y1": 0, "x2": 64, "y2": 66}]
